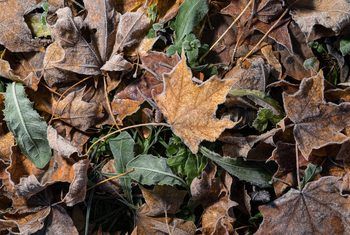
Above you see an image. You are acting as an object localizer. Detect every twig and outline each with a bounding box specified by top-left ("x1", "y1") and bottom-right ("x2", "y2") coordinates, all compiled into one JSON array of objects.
[
  {"x1": 199, "y1": 0, "x2": 253, "y2": 62},
  {"x1": 242, "y1": 7, "x2": 289, "y2": 61},
  {"x1": 103, "y1": 76, "x2": 119, "y2": 128},
  {"x1": 295, "y1": 144, "x2": 301, "y2": 191}
]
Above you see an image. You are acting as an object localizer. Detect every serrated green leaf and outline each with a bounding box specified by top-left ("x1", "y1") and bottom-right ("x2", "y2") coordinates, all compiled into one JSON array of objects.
[
  {"x1": 200, "y1": 147, "x2": 271, "y2": 188},
  {"x1": 4, "y1": 82, "x2": 51, "y2": 168},
  {"x1": 109, "y1": 132, "x2": 134, "y2": 202},
  {"x1": 173, "y1": 0, "x2": 208, "y2": 44},
  {"x1": 126, "y1": 154, "x2": 186, "y2": 186}
]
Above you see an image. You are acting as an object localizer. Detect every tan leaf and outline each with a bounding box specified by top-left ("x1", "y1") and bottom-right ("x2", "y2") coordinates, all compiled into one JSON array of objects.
[
  {"x1": 154, "y1": 55, "x2": 236, "y2": 153},
  {"x1": 53, "y1": 87, "x2": 104, "y2": 131},
  {"x1": 256, "y1": 176, "x2": 350, "y2": 234},
  {"x1": 111, "y1": 51, "x2": 179, "y2": 124},
  {"x1": 283, "y1": 71, "x2": 350, "y2": 158},
  {"x1": 0, "y1": 0, "x2": 50, "y2": 52},
  {"x1": 0, "y1": 132, "x2": 14, "y2": 160},
  {"x1": 291, "y1": 0, "x2": 350, "y2": 40}
]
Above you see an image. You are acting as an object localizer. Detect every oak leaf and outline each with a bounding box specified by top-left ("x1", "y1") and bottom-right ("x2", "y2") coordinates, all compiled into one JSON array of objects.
[
  {"x1": 256, "y1": 176, "x2": 350, "y2": 234},
  {"x1": 154, "y1": 55, "x2": 236, "y2": 153},
  {"x1": 283, "y1": 71, "x2": 350, "y2": 158}
]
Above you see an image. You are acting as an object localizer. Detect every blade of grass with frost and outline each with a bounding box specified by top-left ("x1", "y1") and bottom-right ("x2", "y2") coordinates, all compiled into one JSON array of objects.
[{"x1": 4, "y1": 82, "x2": 51, "y2": 168}]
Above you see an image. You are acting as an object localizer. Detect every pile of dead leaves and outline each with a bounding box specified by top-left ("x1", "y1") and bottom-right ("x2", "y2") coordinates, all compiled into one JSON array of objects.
[{"x1": 1, "y1": 0, "x2": 350, "y2": 234}]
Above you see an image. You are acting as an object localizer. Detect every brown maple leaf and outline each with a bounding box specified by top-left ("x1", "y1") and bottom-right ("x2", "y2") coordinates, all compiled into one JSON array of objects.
[
  {"x1": 256, "y1": 176, "x2": 350, "y2": 234},
  {"x1": 283, "y1": 71, "x2": 350, "y2": 158},
  {"x1": 154, "y1": 54, "x2": 236, "y2": 153}
]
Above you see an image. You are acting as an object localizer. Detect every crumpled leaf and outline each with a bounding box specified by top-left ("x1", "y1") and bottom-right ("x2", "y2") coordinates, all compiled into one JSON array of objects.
[
  {"x1": 256, "y1": 176, "x2": 350, "y2": 234},
  {"x1": 0, "y1": 0, "x2": 50, "y2": 52},
  {"x1": 154, "y1": 54, "x2": 236, "y2": 153},
  {"x1": 126, "y1": 154, "x2": 186, "y2": 186},
  {"x1": 52, "y1": 87, "x2": 104, "y2": 131},
  {"x1": 4, "y1": 82, "x2": 52, "y2": 169},
  {"x1": 290, "y1": 0, "x2": 350, "y2": 41},
  {"x1": 283, "y1": 71, "x2": 350, "y2": 158}
]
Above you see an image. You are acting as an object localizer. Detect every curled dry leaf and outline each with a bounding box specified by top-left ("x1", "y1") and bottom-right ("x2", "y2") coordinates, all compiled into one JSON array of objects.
[
  {"x1": 154, "y1": 54, "x2": 236, "y2": 153},
  {"x1": 47, "y1": 126, "x2": 79, "y2": 157},
  {"x1": 52, "y1": 87, "x2": 104, "y2": 131},
  {"x1": 201, "y1": 173, "x2": 237, "y2": 235},
  {"x1": 0, "y1": 0, "x2": 50, "y2": 52},
  {"x1": 290, "y1": 0, "x2": 350, "y2": 41},
  {"x1": 256, "y1": 176, "x2": 350, "y2": 234},
  {"x1": 283, "y1": 71, "x2": 350, "y2": 158}
]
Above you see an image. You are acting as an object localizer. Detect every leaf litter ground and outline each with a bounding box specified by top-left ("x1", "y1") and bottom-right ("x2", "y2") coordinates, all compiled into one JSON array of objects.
[{"x1": 1, "y1": 0, "x2": 350, "y2": 234}]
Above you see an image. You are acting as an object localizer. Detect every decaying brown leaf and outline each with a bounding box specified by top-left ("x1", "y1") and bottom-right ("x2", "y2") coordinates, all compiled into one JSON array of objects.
[
  {"x1": 290, "y1": 0, "x2": 350, "y2": 40},
  {"x1": 256, "y1": 176, "x2": 350, "y2": 234},
  {"x1": 283, "y1": 71, "x2": 350, "y2": 158},
  {"x1": 155, "y1": 54, "x2": 236, "y2": 153},
  {"x1": 132, "y1": 185, "x2": 195, "y2": 235},
  {"x1": 52, "y1": 87, "x2": 104, "y2": 131}
]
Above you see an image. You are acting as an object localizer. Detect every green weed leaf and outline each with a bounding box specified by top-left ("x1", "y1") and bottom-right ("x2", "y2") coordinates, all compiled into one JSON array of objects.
[
  {"x1": 4, "y1": 82, "x2": 51, "y2": 168},
  {"x1": 109, "y1": 132, "x2": 135, "y2": 202},
  {"x1": 200, "y1": 147, "x2": 271, "y2": 188},
  {"x1": 126, "y1": 154, "x2": 186, "y2": 186}
]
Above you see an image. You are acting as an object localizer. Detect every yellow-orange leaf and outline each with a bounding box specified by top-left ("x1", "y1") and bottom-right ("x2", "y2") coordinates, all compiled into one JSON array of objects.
[{"x1": 154, "y1": 55, "x2": 236, "y2": 153}]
